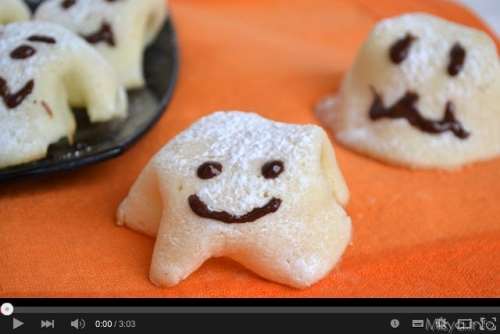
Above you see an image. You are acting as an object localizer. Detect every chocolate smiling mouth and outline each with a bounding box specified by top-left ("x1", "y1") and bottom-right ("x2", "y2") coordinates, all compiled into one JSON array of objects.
[
  {"x1": 369, "y1": 88, "x2": 470, "y2": 139},
  {"x1": 0, "y1": 78, "x2": 34, "y2": 109},
  {"x1": 188, "y1": 194, "x2": 282, "y2": 224}
]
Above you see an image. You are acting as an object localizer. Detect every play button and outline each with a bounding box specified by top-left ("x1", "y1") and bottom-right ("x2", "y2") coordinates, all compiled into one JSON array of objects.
[{"x1": 13, "y1": 318, "x2": 24, "y2": 330}]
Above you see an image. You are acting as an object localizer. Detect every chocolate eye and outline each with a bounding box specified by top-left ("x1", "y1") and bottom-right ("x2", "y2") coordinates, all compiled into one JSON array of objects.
[
  {"x1": 389, "y1": 33, "x2": 416, "y2": 64},
  {"x1": 197, "y1": 162, "x2": 223, "y2": 179},
  {"x1": 61, "y1": 0, "x2": 76, "y2": 9},
  {"x1": 261, "y1": 160, "x2": 284, "y2": 179},
  {"x1": 10, "y1": 45, "x2": 36, "y2": 60},
  {"x1": 27, "y1": 35, "x2": 56, "y2": 44},
  {"x1": 447, "y1": 42, "x2": 466, "y2": 77}
]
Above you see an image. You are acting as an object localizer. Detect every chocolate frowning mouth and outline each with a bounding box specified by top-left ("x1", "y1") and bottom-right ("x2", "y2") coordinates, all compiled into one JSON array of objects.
[
  {"x1": 188, "y1": 194, "x2": 282, "y2": 224},
  {"x1": 369, "y1": 88, "x2": 470, "y2": 139},
  {"x1": 81, "y1": 22, "x2": 116, "y2": 47}
]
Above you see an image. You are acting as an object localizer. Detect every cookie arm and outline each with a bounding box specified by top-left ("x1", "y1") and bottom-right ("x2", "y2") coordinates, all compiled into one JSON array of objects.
[
  {"x1": 320, "y1": 130, "x2": 350, "y2": 206},
  {"x1": 117, "y1": 163, "x2": 163, "y2": 237},
  {"x1": 143, "y1": 0, "x2": 168, "y2": 45},
  {"x1": 149, "y1": 219, "x2": 217, "y2": 287},
  {"x1": 64, "y1": 46, "x2": 128, "y2": 122}
]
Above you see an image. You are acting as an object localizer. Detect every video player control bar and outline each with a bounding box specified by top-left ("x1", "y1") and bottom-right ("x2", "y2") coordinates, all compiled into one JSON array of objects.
[{"x1": 1, "y1": 305, "x2": 498, "y2": 333}]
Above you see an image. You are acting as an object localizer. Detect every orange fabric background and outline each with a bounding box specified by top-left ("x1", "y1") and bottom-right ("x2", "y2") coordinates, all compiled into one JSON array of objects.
[{"x1": 1, "y1": 0, "x2": 499, "y2": 297}]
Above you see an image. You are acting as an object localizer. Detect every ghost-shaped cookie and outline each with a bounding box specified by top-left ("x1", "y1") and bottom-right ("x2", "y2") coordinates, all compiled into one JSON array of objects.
[
  {"x1": 34, "y1": 0, "x2": 168, "y2": 88},
  {"x1": 118, "y1": 112, "x2": 351, "y2": 288},
  {"x1": 0, "y1": 0, "x2": 30, "y2": 25},
  {"x1": 0, "y1": 21, "x2": 127, "y2": 168},
  {"x1": 318, "y1": 13, "x2": 500, "y2": 169}
]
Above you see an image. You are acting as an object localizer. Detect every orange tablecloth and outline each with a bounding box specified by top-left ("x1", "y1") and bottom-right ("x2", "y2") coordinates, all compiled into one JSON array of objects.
[{"x1": 1, "y1": 0, "x2": 499, "y2": 297}]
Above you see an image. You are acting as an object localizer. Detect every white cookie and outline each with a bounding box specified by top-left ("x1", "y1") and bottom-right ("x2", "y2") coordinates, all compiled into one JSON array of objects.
[
  {"x1": 319, "y1": 13, "x2": 500, "y2": 169},
  {"x1": 34, "y1": 0, "x2": 168, "y2": 88},
  {"x1": 0, "y1": 21, "x2": 127, "y2": 168},
  {"x1": 118, "y1": 111, "x2": 351, "y2": 288},
  {"x1": 0, "y1": 0, "x2": 30, "y2": 25}
]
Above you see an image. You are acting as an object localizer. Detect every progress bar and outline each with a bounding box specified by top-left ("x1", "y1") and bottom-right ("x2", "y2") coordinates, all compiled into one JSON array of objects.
[{"x1": 13, "y1": 306, "x2": 500, "y2": 314}]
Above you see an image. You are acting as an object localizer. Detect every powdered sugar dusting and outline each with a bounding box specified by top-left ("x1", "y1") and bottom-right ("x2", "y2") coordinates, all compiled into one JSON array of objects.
[
  {"x1": 34, "y1": 0, "x2": 167, "y2": 48},
  {"x1": 155, "y1": 112, "x2": 324, "y2": 216},
  {"x1": 34, "y1": 0, "x2": 167, "y2": 87},
  {"x1": 0, "y1": 21, "x2": 103, "y2": 90},
  {"x1": 34, "y1": 0, "x2": 129, "y2": 37},
  {"x1": 372, "y1": 13, "x2": 498, "y2": 97},
  {"x1": 316, "y1": 13, "x2": 500, "y2": 169},
  {"x1": 0, "y1": 21, "x2": 126, "y2": 168}
]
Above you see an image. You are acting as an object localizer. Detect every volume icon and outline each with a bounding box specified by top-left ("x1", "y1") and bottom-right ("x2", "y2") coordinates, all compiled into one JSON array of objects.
[
  {"x1": 41, "y1": 320, "x2": 55, "y2": 328},
  {"x1": 71, "y1": 318, "x2": 86, "y2": 330}
]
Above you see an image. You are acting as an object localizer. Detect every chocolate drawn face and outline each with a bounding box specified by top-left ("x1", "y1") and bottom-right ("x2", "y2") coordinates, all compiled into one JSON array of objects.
[
  {"x1": 324, "y1": 14, "x2": 500, "y2": 169},
  {"x1": 0, "y1": 35, "x2": 56, "y2": 110},
  {"x1": 117, "y1": 112, "x2": 352, "y2": 289},
  {"x1": 60, "y1": 0, "x2": 117, "y2": 47},
  {"x1": 35, "y1": 0, "x2": 168, "y2": 89},
  {"x1": 368, "y1": 32, "x2": 470, "y2": 139},
  {"x1": 0, "y1": 21, "x2": 128, "y2": 169},
  {"x1": 188, "y1": 160, "x2": 285, "y2": 224},
  {"x1": 151, "y1": 113, "x2": 348, "y2": 228}
]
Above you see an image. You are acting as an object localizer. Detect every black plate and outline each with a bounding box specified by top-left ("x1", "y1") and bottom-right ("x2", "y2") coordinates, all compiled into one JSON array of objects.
[{"x1": 0, "y1": 1, "x2": 179, "y2": 181}]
